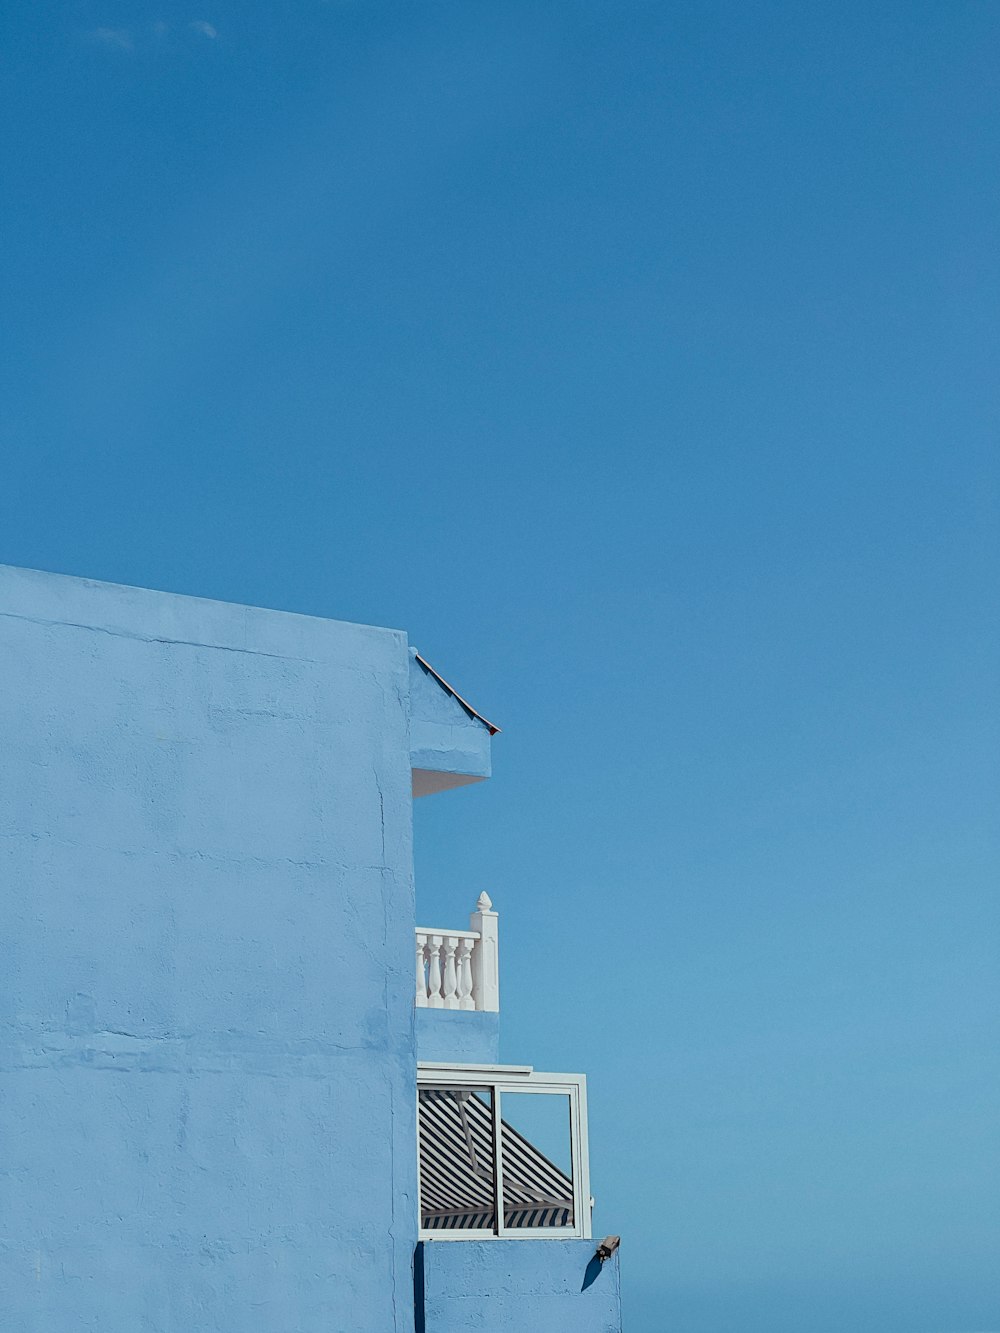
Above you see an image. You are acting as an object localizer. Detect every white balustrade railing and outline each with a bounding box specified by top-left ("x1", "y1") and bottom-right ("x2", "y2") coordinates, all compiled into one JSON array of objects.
[{"x1": 415, "y1": 892, "x2": 499, "y2": 1013}]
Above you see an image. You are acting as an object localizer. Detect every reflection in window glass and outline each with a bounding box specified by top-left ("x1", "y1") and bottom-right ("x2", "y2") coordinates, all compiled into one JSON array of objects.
[
  {"x1": 418, "y1": 1086, "x2": 496, "y2": 1231},
  {"x1": 499, "y1": 1091, "x2": 575, "y2": 1229}
]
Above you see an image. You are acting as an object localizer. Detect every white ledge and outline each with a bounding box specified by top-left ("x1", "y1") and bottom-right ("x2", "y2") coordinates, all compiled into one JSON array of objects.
[{"x1": 418, "y1": 1062, "x2": 533, "y2": 1076}]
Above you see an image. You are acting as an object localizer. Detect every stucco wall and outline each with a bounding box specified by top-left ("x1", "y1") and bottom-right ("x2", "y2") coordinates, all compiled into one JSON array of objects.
[
  {"x1": 417, "y1": 1240, "x2": 622, "y2": 1333},
  {"x1": 415, "y1": 1009, "x2": 500, "y2": 1065},
  {"x1": 0, "y1": 566, "x2": 417, "y2": 1331}
]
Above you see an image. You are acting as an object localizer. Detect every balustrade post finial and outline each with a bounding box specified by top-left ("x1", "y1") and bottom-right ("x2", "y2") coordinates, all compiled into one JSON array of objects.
[{"x1": 469, "y1": 891, "x2": 499, "y2": 1013}]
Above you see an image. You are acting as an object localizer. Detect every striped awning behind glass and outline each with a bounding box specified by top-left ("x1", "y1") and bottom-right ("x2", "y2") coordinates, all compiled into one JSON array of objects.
[{"x1": 418, "y1": 1086, "x2": 574, "y2": 1231}]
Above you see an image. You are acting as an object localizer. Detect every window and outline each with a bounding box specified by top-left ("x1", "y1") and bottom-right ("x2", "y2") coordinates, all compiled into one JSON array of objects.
[{"x1": 417, "y1": 1064, "x2": 591, "y2": 1240}]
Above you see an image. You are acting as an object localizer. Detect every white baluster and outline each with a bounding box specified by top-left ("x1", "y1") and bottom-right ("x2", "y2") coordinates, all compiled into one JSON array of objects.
[
  {"x1": 427, "y1": 934, "x2": 444, "y2": 1008},
  {"x1": 415, "y1": 933, "x2": 428, "y2": 1007},
  {"x1": 470, "y1": 892, "x2": 499, "y2": 1013},
  {"x1": 442, "y1": 936, "x2": 459, "y2": 1009},
  {"x1": 457, "y1": 937, "x2": 475, "y2": 1010}
]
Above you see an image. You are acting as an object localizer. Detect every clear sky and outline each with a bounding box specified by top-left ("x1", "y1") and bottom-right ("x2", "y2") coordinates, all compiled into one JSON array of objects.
[{"x1": 2, "y1": 3, "x2": 998, "y2": 1330}]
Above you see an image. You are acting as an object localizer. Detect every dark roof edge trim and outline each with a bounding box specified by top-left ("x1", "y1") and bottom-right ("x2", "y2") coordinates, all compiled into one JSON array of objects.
[{"x1": 413, "y1": 652, "x2": 501, "y2": 735}]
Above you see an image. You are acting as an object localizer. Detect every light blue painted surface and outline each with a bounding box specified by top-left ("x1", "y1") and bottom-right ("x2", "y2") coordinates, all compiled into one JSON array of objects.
[
  {"x1": 0, "y1": 564, "x2": 609, "y2": 1333},
  {"x1": 0, "y1": 565, "x2": 420, "y2": 1332},
  {"x1": 408, "y1": 651, "x2": 492, "y2": 781},
  {"x1": 415, "y1": 1008, "x2": 500, "y2": 1065},
  {"x1": 418, "y1": 1240, "x2": 622, "y2": 1333}
]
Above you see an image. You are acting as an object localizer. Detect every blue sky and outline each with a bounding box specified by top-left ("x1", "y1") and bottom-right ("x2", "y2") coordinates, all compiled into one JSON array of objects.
[{"x1": 2, "y1": 3, "x2": 998, "y2": 1329}]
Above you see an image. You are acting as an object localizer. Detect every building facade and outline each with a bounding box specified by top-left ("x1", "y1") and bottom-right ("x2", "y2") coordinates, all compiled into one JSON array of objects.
[{"x1": 0, "y1": 565, "x2": 621, "y2": 1332}]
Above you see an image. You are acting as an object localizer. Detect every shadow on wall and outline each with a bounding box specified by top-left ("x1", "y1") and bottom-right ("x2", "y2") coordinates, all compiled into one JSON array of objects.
[
  {"x1": 581, "y1": 1253, "x2": 603, "y2": 1292},
  {"x1": 584, "y1": 1235, "x2": 621, "y2": 1290},
  {"x1": 415, "y1": 1244, "x2": 425, "y2": 1333}
]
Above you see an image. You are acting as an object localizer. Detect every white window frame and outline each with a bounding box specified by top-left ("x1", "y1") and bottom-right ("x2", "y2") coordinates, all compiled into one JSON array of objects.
[{"x1": 416, "y1": 1062, "x2": 592, "y2": 1241}]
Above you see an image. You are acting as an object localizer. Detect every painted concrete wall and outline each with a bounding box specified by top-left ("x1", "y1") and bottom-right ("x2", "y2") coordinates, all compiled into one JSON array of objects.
[
  {"x1": 0, "y1": 566, "x2": 418, "y2": 1331},
  {"x1": 415, "y1": 1008, "x2": 500, "y2": 1065},
  {"x1": 417, "y1": 1240, "x2": 622, "y2": 1333}
]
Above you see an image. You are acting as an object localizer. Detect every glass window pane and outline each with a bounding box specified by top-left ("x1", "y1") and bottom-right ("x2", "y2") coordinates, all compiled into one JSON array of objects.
[
  {"x1": 418, "y1": 1086, "x2": 496, "y2": 1231},
  {"x1": 499, "y1": 1091, "x2": 575, "y2": 1229}
]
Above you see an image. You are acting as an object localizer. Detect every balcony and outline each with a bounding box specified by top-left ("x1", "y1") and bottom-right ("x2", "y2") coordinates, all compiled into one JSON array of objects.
[
  {"x1": 414, "y1": 896, "x2": 595, "y2": 1245},
  {"x1": 415, "y1": 892, "x2": 499, "y2": 1013}
]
